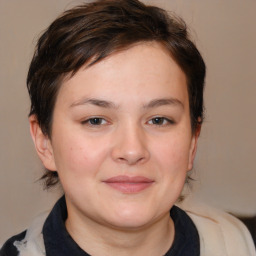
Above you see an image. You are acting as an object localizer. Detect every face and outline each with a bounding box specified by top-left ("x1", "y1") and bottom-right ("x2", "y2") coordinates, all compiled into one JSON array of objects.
[{"x1": 32, "y1": 42, "x2": 199, "y2": 230}]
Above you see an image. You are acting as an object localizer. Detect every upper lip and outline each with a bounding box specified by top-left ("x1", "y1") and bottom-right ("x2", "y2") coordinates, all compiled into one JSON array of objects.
[{"x1": 103, "y1": 175, "x2": 154, "y2": 183}]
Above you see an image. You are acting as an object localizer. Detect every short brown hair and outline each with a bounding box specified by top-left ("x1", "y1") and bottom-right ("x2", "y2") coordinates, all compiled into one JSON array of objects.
[{"x1": 27, "y1": 0, "x2": 206, "y2": 188}]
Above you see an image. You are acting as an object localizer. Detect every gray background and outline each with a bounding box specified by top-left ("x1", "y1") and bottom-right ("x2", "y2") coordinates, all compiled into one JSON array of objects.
[{"x1": 1, "y1": 0, "x2": 256, "y2": 243}]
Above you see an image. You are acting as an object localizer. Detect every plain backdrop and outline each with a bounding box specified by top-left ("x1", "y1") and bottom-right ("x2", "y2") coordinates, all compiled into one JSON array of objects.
[{"x1": 1, "y1": 0, "x2": 256, "y2": 244}]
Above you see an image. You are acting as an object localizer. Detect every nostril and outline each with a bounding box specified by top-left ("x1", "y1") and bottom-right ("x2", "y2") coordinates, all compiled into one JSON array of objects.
[
  {"x1": 117, "y1": 157, "x2": 126, "y2": 162},
  {"x1": 116, "y1": 155, "x2": 146, "y2": 165}
]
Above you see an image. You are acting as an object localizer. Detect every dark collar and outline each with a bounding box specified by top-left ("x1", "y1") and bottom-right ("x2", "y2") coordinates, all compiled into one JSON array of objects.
[{"x1": 43, "y1": 196, "x2": 199, "y2": 256}]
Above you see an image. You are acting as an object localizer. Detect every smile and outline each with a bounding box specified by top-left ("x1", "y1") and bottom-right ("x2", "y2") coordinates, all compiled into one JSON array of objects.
[{"x1": 103, "y1": 175, "x2": 154, "y2": 193}]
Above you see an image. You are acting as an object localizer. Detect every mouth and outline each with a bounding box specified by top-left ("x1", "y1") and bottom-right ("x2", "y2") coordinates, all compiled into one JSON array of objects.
[{"x1": 103, "y1": 175, "x2": 154, "y2": 194}]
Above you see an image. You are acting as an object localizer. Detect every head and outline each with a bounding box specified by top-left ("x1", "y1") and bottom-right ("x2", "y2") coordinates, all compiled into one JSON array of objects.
[{"x1": 27, "y1": 0, "x2": 205, "y2": 188}]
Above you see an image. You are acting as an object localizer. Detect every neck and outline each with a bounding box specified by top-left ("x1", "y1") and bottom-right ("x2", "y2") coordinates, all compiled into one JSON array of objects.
[{"x1": 65, "y1": 211, "x2": 174, "y2": 256}]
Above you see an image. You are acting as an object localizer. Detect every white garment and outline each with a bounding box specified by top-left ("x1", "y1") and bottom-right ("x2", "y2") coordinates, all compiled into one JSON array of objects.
[
  {"x1": 14, "y1": 201, "x2": 256, "y2": 256},
  {"x1": 178, "y1": 197, "x2": 256, "y2": 256},
  {"x1": 14, "y1": 212, "x2": 47, "y2": 256}
]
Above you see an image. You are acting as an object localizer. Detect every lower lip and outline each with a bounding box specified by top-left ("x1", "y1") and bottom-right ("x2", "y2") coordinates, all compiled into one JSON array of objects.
[{"x1": 104, "y1": 182, "x2": 154, "y2": 193}]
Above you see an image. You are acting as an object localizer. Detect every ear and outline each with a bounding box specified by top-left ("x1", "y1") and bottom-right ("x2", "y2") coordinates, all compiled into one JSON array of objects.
[
  {"x1": 29, "y1": 115, "x2": 57, "y2": 171},
  {"x1": 187, "y1": 124, "x2": 201, "y2": 171}
]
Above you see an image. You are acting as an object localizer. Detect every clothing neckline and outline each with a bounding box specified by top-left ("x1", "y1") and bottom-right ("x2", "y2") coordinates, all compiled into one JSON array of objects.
[{"x1": 43, "y1": 196, "x2": 200, "y2": 256}]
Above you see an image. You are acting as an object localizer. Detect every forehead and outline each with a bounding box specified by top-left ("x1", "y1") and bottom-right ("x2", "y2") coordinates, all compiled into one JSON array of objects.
[{"x1": 57, "y1": 42, "x2": 188, "y2": 107}]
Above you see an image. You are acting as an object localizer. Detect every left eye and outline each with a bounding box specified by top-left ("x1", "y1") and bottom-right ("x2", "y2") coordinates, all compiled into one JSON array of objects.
[
  {"x1": 148, "y1": 117, "x2": 173, "y2": 125},
  {"x1": 82, "y1": 118, "x2": 107, "y2": 126}
]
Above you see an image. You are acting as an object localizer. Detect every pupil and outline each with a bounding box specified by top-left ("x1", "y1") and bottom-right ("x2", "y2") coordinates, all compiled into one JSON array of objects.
[
  {"x1": 90, "y1": 118, "x2": 101, "y2": 125},
  {"x1": 153, "y1": 118, "x2": 163, "y2": 124}
]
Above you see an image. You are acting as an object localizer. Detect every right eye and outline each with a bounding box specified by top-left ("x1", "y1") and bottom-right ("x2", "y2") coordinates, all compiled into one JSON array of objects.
[
  {"x1": 82, "y1": 117, "x2": 107, "y2": 126},
  {"x1": 147, "y1": 116, "x2": 175, "y2": 126}
]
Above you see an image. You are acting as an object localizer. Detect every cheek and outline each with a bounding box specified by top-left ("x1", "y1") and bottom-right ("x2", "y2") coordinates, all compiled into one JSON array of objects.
[
  {"x1": 152, "y1": 135, "x2": 191, "y2": 174},
  {"x1": 52, "y1": 134, "x2": 109, "y2": 177}
]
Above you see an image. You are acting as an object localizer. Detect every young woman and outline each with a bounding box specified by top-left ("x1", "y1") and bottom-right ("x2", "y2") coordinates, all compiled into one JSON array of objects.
[{"x1": 1, "y1": 0, "x2": 255, "y2": 255}]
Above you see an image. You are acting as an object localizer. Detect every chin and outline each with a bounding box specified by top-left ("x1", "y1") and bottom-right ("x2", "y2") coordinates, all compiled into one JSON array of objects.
[
  {"x1": 105, "y1": 207, "x2": 157, "y2": 230},
  {"x1": 110, "y1": 218, "x2": 152, "y2": 230}
]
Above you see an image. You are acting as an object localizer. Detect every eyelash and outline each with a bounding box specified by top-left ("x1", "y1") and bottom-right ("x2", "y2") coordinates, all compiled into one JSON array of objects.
[
  {"x1": 81, "y1": 116, "x2": 175, "y2": 127},
  {"x1": 81, "y1": 117, "x2": 108, "y2": 126},
  {"x1": 147, "y1": 117, "x2": 175, "y2": 126}
]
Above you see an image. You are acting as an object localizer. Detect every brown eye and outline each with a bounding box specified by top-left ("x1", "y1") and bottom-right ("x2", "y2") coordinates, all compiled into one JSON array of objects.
[
  {"x1": 89, "y1": 118, "x2": 103, "y2": 125},
  {"x1": 148, "y1": 117, "x2": 174, "y2": 126},
  {"x1": 152, "y1": 117, "x2": 165, "y2": 125},
  {"x1": 82, "y1": 117, "x2": 107, "y2": 126}
]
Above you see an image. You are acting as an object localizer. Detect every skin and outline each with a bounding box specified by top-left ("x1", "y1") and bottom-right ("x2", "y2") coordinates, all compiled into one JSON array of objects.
[{"x1": 30, "y1": 42, "x2": 200, "y2": 256}]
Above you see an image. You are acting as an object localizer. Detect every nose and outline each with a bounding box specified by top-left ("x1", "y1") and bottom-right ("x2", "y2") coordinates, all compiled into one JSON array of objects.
[{"x1": 111, "y1": 122, "x2": 150, "y2": 165}]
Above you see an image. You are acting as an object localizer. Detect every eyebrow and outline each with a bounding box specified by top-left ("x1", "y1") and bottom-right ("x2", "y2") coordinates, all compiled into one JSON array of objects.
[
  {"x1": 70, "y1": 98, "x2": 118, "y2": 109},
  {"x1": 70, "y1": 97, "x2": 183, "y2": 109},
  {"x1": 143, "y1": 98, "x2": 184, "y2": 109}
]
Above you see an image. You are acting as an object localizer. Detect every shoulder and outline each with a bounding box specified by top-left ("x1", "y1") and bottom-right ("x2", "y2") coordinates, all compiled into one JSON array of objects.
[
  {"x1": 177, "y1": 197, "x2": 256, "y2": 256},
  {"x1": 0, "y1": 231, "x2": 26, "y2": 256}
]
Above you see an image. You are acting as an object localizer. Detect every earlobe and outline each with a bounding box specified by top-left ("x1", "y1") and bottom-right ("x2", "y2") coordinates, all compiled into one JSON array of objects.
[
  {"x1": 29, "y1": 115, "x2": 57, "y2": 171},
  {"x1": 187, "y1": 124, "x2": 201, "y2": 171}
]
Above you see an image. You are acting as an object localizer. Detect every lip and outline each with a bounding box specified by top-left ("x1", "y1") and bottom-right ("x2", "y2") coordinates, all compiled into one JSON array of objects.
[{"x1": 103, "y1": 175, "x2": 154, "y2": 194}]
